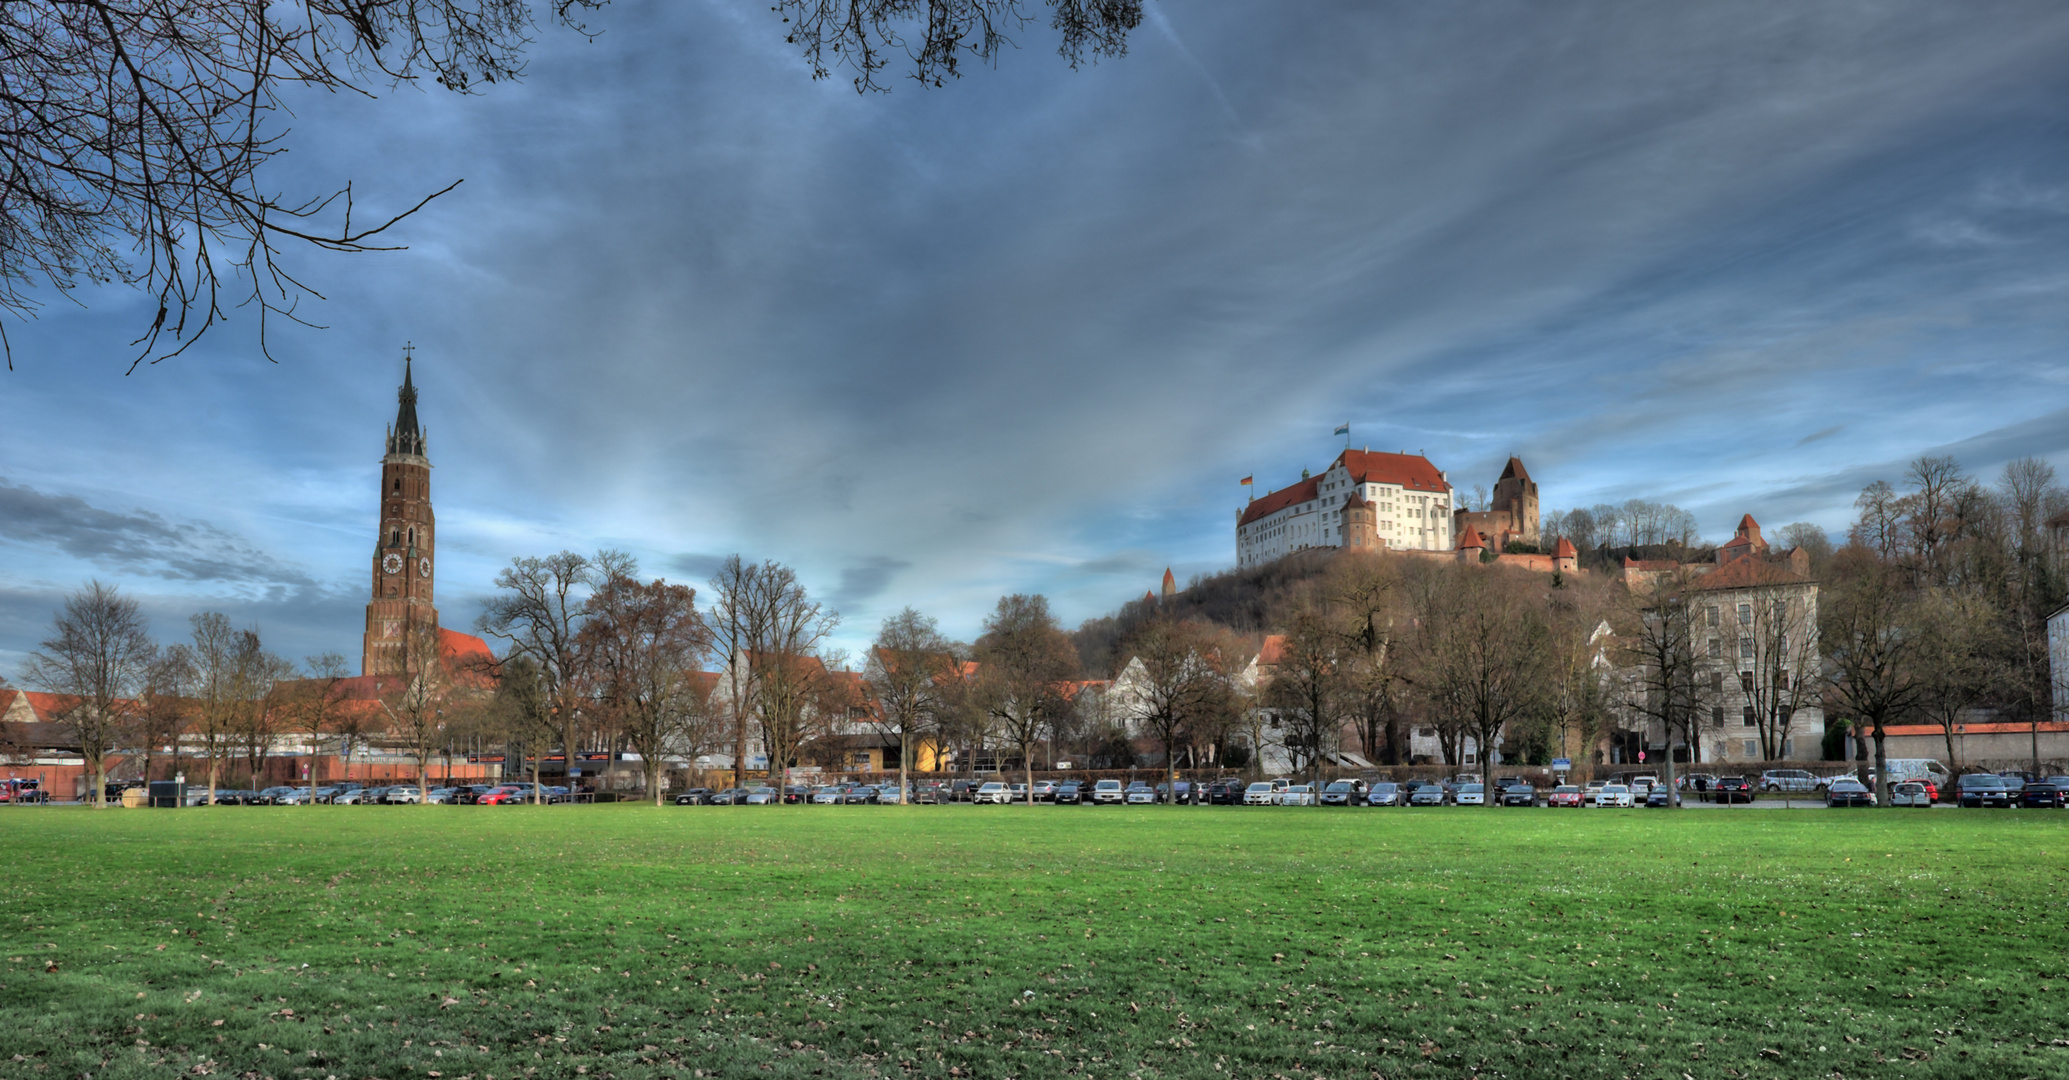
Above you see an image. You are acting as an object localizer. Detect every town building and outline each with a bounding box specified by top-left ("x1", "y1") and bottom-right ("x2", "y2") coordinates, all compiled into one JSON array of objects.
[{"x1": 1236, "y1": 449, "x2": 1453, "y2": 567}]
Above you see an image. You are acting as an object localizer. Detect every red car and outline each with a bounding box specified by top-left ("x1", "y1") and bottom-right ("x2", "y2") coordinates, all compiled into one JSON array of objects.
[
  {"x1": 476, "y1": 785, "x2": 528, "y2": 805},
  {"x1": 1547, "y1": 785, "x2": 1584, "y2": 807}
]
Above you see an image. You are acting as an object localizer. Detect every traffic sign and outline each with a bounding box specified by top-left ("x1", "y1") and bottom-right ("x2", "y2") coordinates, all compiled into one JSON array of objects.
[{"x1": 1552, "y1": 758, "x2": 1571, "y2": 770}]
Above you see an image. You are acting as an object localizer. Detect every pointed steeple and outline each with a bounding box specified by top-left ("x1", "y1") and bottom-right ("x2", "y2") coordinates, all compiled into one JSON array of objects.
[{"x1": 386, "y1": 345, "x2": 427, "y2": 458}]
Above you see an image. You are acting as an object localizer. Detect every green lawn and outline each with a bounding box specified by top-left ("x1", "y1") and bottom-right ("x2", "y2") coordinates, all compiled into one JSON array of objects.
[{"x1": 3, "y1": 805, "x2": 2066, "y2": 1080}]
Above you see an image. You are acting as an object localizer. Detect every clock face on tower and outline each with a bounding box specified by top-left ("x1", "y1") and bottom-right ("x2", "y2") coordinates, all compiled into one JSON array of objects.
[
  {"x1": 382, "y1": 553, "x2": 403, "y2": 575},
  {"x1": 418, "y1": 557, "x2": 432, "y2": 578}
]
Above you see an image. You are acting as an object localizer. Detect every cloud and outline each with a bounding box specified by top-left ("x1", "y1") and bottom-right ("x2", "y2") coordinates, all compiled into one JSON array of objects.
[
  {"x1": 667, "y1": 553, "x2": 733, "y2": 582},
  {"x1": 0, "y1": 479, "x2": 316, "y2": 589},
  {"x1": 829, "y1": 557, "x2": 912, "y2": 612},
  {"x1": 1796, "y1": 426, "x2": 1845, "y2": 447}
]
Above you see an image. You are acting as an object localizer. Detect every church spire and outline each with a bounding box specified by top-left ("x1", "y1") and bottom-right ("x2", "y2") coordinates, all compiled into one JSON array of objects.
[{"x1": 386, "y1": 344, "x2": 426, "y2": 458}]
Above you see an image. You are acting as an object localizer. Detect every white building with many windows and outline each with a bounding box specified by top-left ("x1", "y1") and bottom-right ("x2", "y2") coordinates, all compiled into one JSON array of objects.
[{"x1": 1236, "y1": 449, "x2": 1453, "y2": 567}]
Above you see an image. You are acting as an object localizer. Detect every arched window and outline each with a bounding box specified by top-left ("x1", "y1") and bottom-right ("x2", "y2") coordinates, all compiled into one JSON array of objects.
[
  {"x1": 392, "y1": 478, "x2": 400, "y2": 493},
  {"x1": 390, "y1": 530, "x2": 400, "y2": 546}
]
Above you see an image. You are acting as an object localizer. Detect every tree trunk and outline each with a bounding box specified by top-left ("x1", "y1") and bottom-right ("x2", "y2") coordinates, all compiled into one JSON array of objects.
[
  {"x1": 1871, "y1": 725, "x2": 1889, "y2": 806},
  {"x1": 91, "y1": 759, "x2": 107, "y2": 809}
]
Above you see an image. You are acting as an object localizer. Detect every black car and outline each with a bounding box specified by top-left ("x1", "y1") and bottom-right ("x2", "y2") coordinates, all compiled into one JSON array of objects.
[
  {"x1": 1499, "y1": 783, "x2": 1537, "y2": 807},
  {"x1": 842, "y1": 784, "x2": 881, "y2": 805},
  {"x1": 1712, "y1": 776, "x2": 1755, "y2": 804},
  {"x1": 1319, "y1": 779, "x2": 1368, "y2": 806},
  {"x1": 673, "y1": 787, "x2": 715, "y2": 805},
  {"x1": 1956, "y1": 774, "x2": 2012, "y2": 808},
  {"x1": 911, "y1": 781, "x2": 946, "y2": 805},
  {"x1": 2018, "y1": 780, "x2": 2066, "y2": 809},
  {"x1": 947, "y1": 779, "x2": 982, "y2": 803},
  {"x1": 1207, "y1": 779, "x2": 1248, "y2": 805},
  {"x1": 1053, "y1": 780, "x2": 1083, "y2": 805}
]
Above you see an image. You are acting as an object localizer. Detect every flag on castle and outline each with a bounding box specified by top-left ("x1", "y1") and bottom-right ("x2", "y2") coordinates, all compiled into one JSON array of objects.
[
  {"x1": 1239, "y1": 476, "x2": 1253, "y2": 486},
  {"x1": 1333, "y1": 422, "x2": 1350, "y2": 436}
]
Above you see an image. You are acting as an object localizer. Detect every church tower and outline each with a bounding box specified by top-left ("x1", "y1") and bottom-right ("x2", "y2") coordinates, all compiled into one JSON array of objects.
[{"x1": 362, "y1": 350, "x2": 439, "y2": 676}]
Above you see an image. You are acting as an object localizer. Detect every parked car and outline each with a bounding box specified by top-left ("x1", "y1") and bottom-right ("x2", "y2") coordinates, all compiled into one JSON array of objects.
[
  {"x1": 1681, "y1": 773, "x2": 1720, "y2": 799},
  {"x1": 1207, "y1": 779, "x2": 1248, "y2": 805},
  {"x1": 1454, "y1": 783, "x2": 1487, "y2": 806},
  {"x1": 1760, "y1": 769, "x2": 1823, "y2": 794},
  {"x1": 1276, "y1": 784, "x2": 1317, "y2": 806},
  {"x1": 2018, "y1": 779, "x2": 2066, "y2": 809},
  {"x1": 1031, "y1": 780, "x2": 1059, "y2": 802},
  {"x1": 384, "y1": 786, "x2": 424, "y2": 804},
  {"x1": 845, "y1": 784, "x2": 883, "y2": 805},
  {"x1": 1090, "y1": 779, "x2": 1125, "y2": 804},
  {"x1": 1826, "y1": 777, "x2": 1876, "y2": 807},
  {"x1": 1168, "y1": 780, "x2": 1202, "y2": 805},
  {"x1": 424, "y1": 787, "x2": 460, "y2": 804},
  {"x1": 742, "y1": 786, "x2": 781, "y2": 805},
  {"x1": 1499, "y1": 783, "x2": 1537, "y2": 807},
  {"x1": 674, "y1": 787, "x2": 714, "y2": 805},
  {"x1": 1595, "y1": 784, "x2": 1634, "y2": 808},
  {"x1": 969, "y1": 781, "x2": 1008, "y2": 804},
  {"x1": 947, "y1": 779, "x2": 982, "y2": 803},
  {"x1": 256, "y1": 786, "x2": 299, "y2": 804},
  {"x1": 1122, "y1": 781, "x2": 1156, "y2": 805},
  {"x1": 1711, "y1": 776, "x2": 1754, "y2": 804},
  {"x1": 1365, "y1": 781, "x2": 1402, "y2": 807},
  {"x1": 810, "y1": 785, "x2": 845, "y2": 805},
  {"x1": 332, "y1": 786, "x2": 378, "y2": 805},
  {"x1": 1547, "y1": 785, "x2": 1583, "y2": 808},
  {"x1": 1582, "y1": 780, "x2": 1607, "y2": 806},
  {"x1": 1053, "y1": 780, "x2": 1083, "y2": 805},
  {"x1": 1408, "y1": 783, "x2": 1448, "y2": 806},
  {"x1": 1957, "y1": 774, "x2": 2013, "y2": 808},
  {"x1": 1643, "y1": 786, "x2": 1681, "y2": 808},
  {"x1": 1243, "y1": 780, "x2": 1285, "y2": 806},
  {"x1": 1889, "y1": 782, "x2": 1933, "y2": 808},
  {"x1": 912, "y1": 781, "x2": 946, "y2": 805},
  {"x1": 1319, "y1": 779, "x2": 1368, "y2": 806}
]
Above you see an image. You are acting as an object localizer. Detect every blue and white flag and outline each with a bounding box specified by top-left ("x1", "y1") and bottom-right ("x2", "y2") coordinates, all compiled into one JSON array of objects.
[{"x1": 1333, "y1": 422, "x2": 1350, "y2": 437}]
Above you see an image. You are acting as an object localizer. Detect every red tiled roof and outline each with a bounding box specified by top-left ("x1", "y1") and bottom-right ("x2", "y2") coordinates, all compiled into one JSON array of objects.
[
  {"x1": 1621, "y1": 556, "x2": 1681, "y2": 571},
  {"x1": 1690, "y1": 555, "x2": 1808, "y2": 590},
  {"x1": 1256, "y1": 634, "x2": 1288, "y2": 667},
  {"x1": 1738, "y1": 513, "x2": 1760, "y2": 532},
  {"x1": 1499, "y1": 456, "x2": 1530, "y2": 482},
  {"x1": 1719, "y1": 535, "x2": 1753, "y2": 549},
  {"x1": 1880, "y1": 722, "x2": 2069, "y2": 737},
  {"x1": 1457, "y1": 528, "x2": 1485, "y2": 551},
  {"x1": 1237, "y1": 450, "x2": 1449, "y2": 527},
  {"x1": 1552, "y1": 536, "x2": 1577, "y2": 558}
]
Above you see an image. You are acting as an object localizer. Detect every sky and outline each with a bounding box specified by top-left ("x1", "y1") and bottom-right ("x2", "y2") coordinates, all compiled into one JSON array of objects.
[{"x1": 6, "y1": 0, "x2": 2069, "y2": 676}]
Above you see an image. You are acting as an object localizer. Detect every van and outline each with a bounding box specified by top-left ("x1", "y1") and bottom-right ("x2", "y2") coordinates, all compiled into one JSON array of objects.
[{"x1": 1880, "y1": 759, "x2": 1952, "y2": 787}]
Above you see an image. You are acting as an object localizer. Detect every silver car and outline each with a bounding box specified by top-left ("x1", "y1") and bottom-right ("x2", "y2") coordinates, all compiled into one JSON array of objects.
[{"x1": 1889, "y1": 782, "x2": 1932, "y2": 808}]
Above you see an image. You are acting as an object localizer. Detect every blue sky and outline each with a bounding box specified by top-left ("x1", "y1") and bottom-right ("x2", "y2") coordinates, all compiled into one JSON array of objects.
[{"x1": 5, "y1": 0, "x2": 2069, "y2": 674}]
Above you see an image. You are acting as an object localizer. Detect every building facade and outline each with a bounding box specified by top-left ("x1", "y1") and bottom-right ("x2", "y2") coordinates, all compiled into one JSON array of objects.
[
  {"x1": 1452, "y1": 456, "x2": 1539, "y2": 550},
  {"x1": 1235, "y1": 449, "x2": 1453, "y2": 567},
  {"x1": 362, "y1": 354, "x2": 440, "y2": 676}
]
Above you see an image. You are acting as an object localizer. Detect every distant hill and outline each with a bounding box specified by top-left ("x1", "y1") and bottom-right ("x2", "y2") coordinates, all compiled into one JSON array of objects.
[{"x1": 1070, "y1": 550, "x2": 1338, "y2": 676}]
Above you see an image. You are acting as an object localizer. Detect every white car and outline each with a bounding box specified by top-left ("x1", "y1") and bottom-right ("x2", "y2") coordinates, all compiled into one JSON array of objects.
[
  {"x1": 424, "y1": 787, "x2": 457, "y2": 804},
  {"x1": 1276, "y1": 784, "x2": 1317, "y2": 806},
  {"x1": 1244, "y1": 780, "x2": 1286, "y2": 806},
  {"x1": 1454, "y1": 783, "x2": 1486, "y2": 806},
  {"x1": 1091, "y1": 779, "x2": 1126, "y2": 804},
  {"x1": 1595, "y1": 784, "x2": 1633, "y2": 808},
  {"x1": 1889, "y1": 782, "x2": 1933, "y2": 808},
  {"x1": 974, "y1": 781, "x2": 1012, "y2": 804}
]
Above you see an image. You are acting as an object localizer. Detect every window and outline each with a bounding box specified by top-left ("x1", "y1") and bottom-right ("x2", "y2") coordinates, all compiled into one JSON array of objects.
[
  {"x1": 1782, "y1": 739, "x2": 1794, "y2": 757},
  {"x1": 1737, "y1": 603, "x2": 1752, "y2": 625},
  {"x1": 1708, "y1": 638, "x2": 1722, "y2": 659},
  {"x1": 1740, "y1": 637, "x2": 1754, "y2": 660},
  {"x1": 1712, "y1": 706, "x2": 1725, "y2": 727},
  {"x1": 1706, "y1": 607, "x2": 1719, "y2": 628},
  {"x1": 1744, "y1": 740, "x2": 1757, "y2": 757},
  {"x1": 1739, "y1": 670, "x2": 1753, "y2": 692},
  {"x1": 1710, "y1": 671, "x2": 1725, "y2": 693},
  {"x1": 1742, "y1": 706, "x2": 1756, "y2": 727},
  {"x1": 1777, "y1": 672, "x2": 1788, "y2": 692}
]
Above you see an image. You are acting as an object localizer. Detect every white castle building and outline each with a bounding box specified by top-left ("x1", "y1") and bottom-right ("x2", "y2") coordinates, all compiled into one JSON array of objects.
[{"x1": 1236, "y1": 449, "x2": 1454, "y2": 567}]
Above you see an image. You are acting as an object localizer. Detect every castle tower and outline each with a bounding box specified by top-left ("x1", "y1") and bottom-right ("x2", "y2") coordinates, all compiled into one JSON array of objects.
[
  {"x1": 1340, "y1": 491, "x2": 1380, "y2": 550},
  {"x1": 1491, "y1": 457, "x2": 1540, "y2": 544},
  {"x1": 362, "y1": 350, "x2": 439, "y2": 676},
  {"x1": 1161, "y1": 568, "x2": 1178, "y2": 599}
]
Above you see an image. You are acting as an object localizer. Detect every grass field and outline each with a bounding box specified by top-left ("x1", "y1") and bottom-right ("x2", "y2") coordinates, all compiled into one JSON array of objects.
[{"x1": 4, "y1": 805, "x2": 2067, "y2": 1080}]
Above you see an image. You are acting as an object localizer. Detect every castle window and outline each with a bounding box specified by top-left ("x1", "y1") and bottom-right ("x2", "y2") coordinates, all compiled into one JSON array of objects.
[{"x1": 393, "y1": 479, "x2": 400, "y2": 493}]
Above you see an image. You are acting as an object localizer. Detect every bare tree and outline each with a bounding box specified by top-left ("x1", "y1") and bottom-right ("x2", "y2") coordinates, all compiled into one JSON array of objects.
[
  {"x1": 1114, "y1": 619, "x2": 1239, "y2": 788},
  {"x1": 578, "y1": 573, "x2": 716, "y2": 806},
  {"x1": 1726, "y1": 579, "x2": 1824, "y2": 762},
  {"x1": 864, "y1": 608, "x2": 962, "y2": 800},
  {"x1": 1775, "y1": 522, "x2": 1833, "y2": 572},
  {"x1": 1821, "y1": 554, "x2": 1923, "y2": 802},
  {"x1": 1326, "y1": 554, "x2": 1404, "y2": 765},
  {"x1": 136, "y1": 644, "x2": 198, "y2": 785},
  {"x1": 973, "y1": 594, "x2": 1080, "y2": 802},
  {"x1": 235, "y1": 650, "x2": 298, "y2": 786},
  {"x1": 1908, "y1": 587, "x2": 2008, "y2": 773},
  {"x1": 381, "y1": 617, "x2": 452, "y2": 803},
  {"x1": 1262, "y1": 608, "x2": 1341, "y2": 790},
  {"x1": 1408, "y1": 566, "x2": 1553, "y2": 800},
  {"x1": 708, "y1": 557, "x2": 842, "y2": 794},
  {"x1": 186, "y1": 612, "x2": 253, "y2": 803},
  {"x1": 283, "y1": 652, "x2": 355, "y2": 794},
  {"x1": 479, "y1": 550, "x2": 630, "y2": 789},
  {"x1": 773, "y1": 0, "x2": 1140, "y2": 92},
  {"x1": 22, "y1": 581, "x2": 152, "y2": 807},
  {"x1": 1618, "y1": 569, "x2": 1715, "y2": 802},
  {"x1": 490, "y1": 654, "x2": 558, "y2": 802},
  {"x1": 1903, "y1": 455, "x2": 1975, "y2": 586}
]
